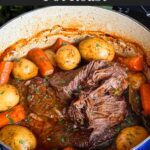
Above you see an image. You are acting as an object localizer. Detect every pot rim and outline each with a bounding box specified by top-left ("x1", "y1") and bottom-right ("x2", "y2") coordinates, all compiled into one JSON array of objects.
[{"x1": 0, "y1": 6, "x2": 149, "y2": 35}]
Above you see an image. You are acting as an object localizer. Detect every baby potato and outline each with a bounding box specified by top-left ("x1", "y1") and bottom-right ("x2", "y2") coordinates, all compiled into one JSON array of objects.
[
  {"x1": 116, "y1": 126, "x2": 148, "y2": 150},
  {"x1": 0, "y1": 125, "x2": 37, "y2": 150},
  {"x1": 13, "y1": 58, "x2": 38, "y2": 80},
  {"x1": 128, "y1": 73, "x2": 146, "y2": 90},
  {"x1": 0, "y1": 84, "x2": 19, "y2": 112},
  {"x1": 55, "y1": 45, "x2": 81, "y2": 70},
  {"x1": 44, "y1": 50, "x2": 56, "y2": 66},
  {"x1": 79, "y1": 38, "x2": 115, "y2": 61}
]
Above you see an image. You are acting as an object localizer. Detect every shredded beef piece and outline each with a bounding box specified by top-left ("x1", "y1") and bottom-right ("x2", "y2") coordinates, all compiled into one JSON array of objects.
[
  {"x1": 89, "y1": 128, "x2": 116, "y2": 150},
  {"x1": 88, "y1": 96, "x2": 126, "y2": 141},
  {"x1": 86, "y1": 63, "x2": 128, "y2": 95},
  {"x1": 50, "y1": 60, "x2": 110, "y2": 100},
  {"x1": 68, "y1": 60, "x2": 128, "y2": 144}
]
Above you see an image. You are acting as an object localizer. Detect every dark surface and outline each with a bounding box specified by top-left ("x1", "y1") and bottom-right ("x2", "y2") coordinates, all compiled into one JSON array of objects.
[
  {"x1": 0, "y1": 6, "x2": 42, "y2": 26},
  {"x1": 113, "y1": 6, "x2": 150, "y2": 29}
]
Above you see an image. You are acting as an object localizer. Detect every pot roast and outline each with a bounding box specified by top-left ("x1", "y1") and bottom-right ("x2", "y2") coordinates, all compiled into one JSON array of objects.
[{"x1": 10, "y1": 60, "x2": 139, "y2": 149}]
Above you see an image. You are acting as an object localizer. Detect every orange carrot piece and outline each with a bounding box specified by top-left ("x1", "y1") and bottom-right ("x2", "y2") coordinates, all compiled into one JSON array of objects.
[
  {"x1": 0, "y1": 104, "x2": 26, "y2": 128},
  {"x1": 63, "y1": 147, "x2": 74, "y2": 150},
  {"x1": 140, "y1": 84, "x2": 150, "y2": 115},
  {"x1": 27, "y1": 48, "x2": 54, "y2": 77},
  {"x1": 117, "y1": 55, "x2": 143, "y2": 71},
  {"x1": 50, "y1": 38, "x2": 71, "y2": 52},
  {"x1": 0, "y1": 61, "x2": 13, "y2": 85},
  {"x1": 127, "y1": 55, "x2": 143, "y2": 71}
]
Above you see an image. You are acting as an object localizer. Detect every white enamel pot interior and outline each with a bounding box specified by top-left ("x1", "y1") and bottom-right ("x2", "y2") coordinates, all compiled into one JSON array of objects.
[{"x1": 0, "y1": 6, "x2": 149, "y2": 54}]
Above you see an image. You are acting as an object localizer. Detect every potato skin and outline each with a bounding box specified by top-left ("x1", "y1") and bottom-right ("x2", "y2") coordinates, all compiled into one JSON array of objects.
[
  {"x1": 128, "y1": 73, "x2": 146, "y2": 90},
  {"x1": 13, "y1": 58, "x2": 38, "y2": 80},
  {"x1": 0, "y1": 84, "x2": 19, "y2": 112},
  {"x1": 116, "y1": 126, "x2": 148, "y2": 150},
  {"x1": 79, "y1": 38, "x2": 115, "y2": 61},
  {"x1": 0, "y1": 125, "x2": 37, "y2": 150},
  {"x1": 44, "y1": 50, "x2": 56, "y2": 66},
  {"x1": 55, "y1": 45, "x2": 81, "y2": 70}
]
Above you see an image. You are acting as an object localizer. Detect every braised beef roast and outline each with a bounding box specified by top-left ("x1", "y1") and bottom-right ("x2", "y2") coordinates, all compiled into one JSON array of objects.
[
  {"x1": 10, "y1": 60, "x2": 139, "y2": 150},
  {"x1": 49, "y1": 60, "x2": 110, "y2": 100}
]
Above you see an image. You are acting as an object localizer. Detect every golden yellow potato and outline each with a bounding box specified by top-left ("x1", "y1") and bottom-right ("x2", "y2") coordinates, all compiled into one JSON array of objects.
[
  {"x1": 0, "y1": 84, "x2": 19, "y2": 112},
  {"x1": 44, "y1": 50, "x2": 56, "y2": 66},
  {"x1": 116, "y1": 126, "x2": 148, "y2": 150},
  {"x1": 0, "y1": 125, "x2": 37, "y2": 150},
  {"x1": 55, "y1": 45, "x2": 81, "y2": 70},
  {"x1": 128, "y1": 73, "x2": 146, "y2": 89},
  {"x1": 79, "y1": 38, "x2": 115, "y2": 61},
  {"x1": 13, "y1": 58, "x2": 38, "y2": 80}
]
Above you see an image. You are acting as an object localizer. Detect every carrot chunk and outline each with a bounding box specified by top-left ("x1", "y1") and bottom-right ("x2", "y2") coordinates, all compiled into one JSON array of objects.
[
  {"x1": 117, "y1": 55, "x2": 143, "y2": 71},
  {"x1": 127, "y1": 55, "x2": 143, "y2": 71},
  {"x1": 27, "y1": 48, "x2": 54, "y2": 77},
  {"x1": 140, "y1": 84, "x2": 150, "y2": 115},
  {"x1": 63, "y1": 147, "x2": 74, "y2": 150},
  {"x1": 0, "y1": 105, "x2": 26, "y2": 128},
  {"x1": 0, "y1": 61, "x2": 13, "y2": 84},
  {"x1": 50, "y1": 38, "x2": 71, "y2": 52}
]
